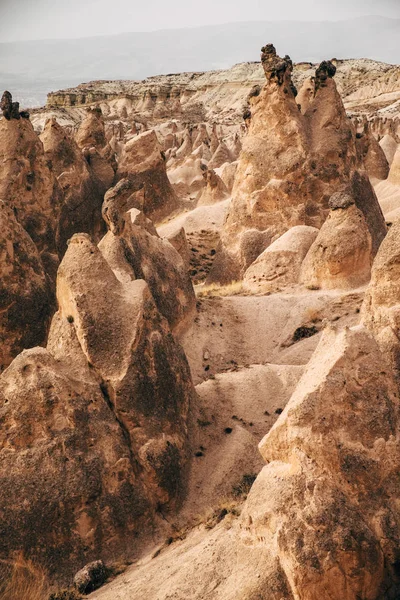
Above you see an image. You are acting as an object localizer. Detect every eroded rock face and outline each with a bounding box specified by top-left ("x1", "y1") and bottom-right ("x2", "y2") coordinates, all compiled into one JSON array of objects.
[
  {"x1": 0, "y1": 109, "x2": 63, "y2": 257},
  {"x1": 117, "y1": 130, "x2": 179, "y2": 222},
  {"x1": 301, "y1": 193, "x2": 372, "y2": 290},
  {"x1": 0, "y1": 233, "x2": 195, "y2": 585},
  {"x1": 356, "y1": 121, "x2": 390, "y2": 181},
  {"x1": 250, "y1": 326, "x2": 400, "y2": 600},
  {"x1": 380, "y1": 134, "x2": 398, "y2": 167},
  {"x1": 208, "y1": 48, "x2": 386, "y2": 284},
  {"x1": 0, "y1": 201, "x2": 53, "y2": 370},
  {"x1": 362, "y1": 218, "x2": 400, "y2": 376},
  {"x1": 75, "y1": 106, "x2": 116, "y2": 190},
  {"x1": 99, "y1": 209, "x2": 196, "y2": 336},
  {"x1": 40, "y1": 117, "x2": 106, "y2": 253},
  {"x1": 243, "y1": 225, "x2": 318, "y2": 294},
  {"x1": 389, "y1": 147, "x2": 400, "y2": 185}
]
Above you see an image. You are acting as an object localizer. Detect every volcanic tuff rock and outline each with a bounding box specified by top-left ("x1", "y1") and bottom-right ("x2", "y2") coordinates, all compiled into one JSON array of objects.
[
  {"x1": 99, "y1": 208, "x2": 196, "y2": 336},
  {"x1": 90, "y1": 326, "x2": 400, "y2": 600},
  {"x1": 300, "y1": 193, "x2": 373, "y2": 290},
  {"x1": 380, "y1": 134, "x2": 398, "y2": 167},
  {"x1": 40, "y1": 117, "x2": 106, "y2": 253},
  {"x1": 117, "y1": 129, "x2": 179, "y2": 222},
  {"x1": 243, "y1": 226, "x2": 319, "y2": 294},
  {"x1": 0, "y1": 105, "x2": 63, "y2": 257},
  {"x1": 362, "y1": 218, "x2": 400, "y2": 377},
  {"x1": 355, "y1": 120, "x2": 390, "y2": 181},
  {"x1": 197, "y1": 168, "x2": 229, "y2": 206},
  {"x1": 207, "y1": 48, "x2": 386, "y2": 284},
  {"x1": 75, "y1": 106, "x2": 116, "y2": 190},
  {"x1": 0, "y1": 201, "x2": 53, "y2": 371},
  {"x1": 0, "y1": 231, "x2": 195, "y2": 584}
]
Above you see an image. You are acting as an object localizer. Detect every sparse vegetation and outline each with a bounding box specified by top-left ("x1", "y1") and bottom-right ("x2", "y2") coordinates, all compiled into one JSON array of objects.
[
  {"x1": 292, "y1": 325, "x2": 319, "y2": 342},
  {"x1": 48, "y1": 590, "x2": 82, "y2": 600},
  {"x1": 0, "y1": 555, "x2": 48, "y2": 600},
  {"x1": 195, "y1": 281, "x2": 244, "y2": 298}
]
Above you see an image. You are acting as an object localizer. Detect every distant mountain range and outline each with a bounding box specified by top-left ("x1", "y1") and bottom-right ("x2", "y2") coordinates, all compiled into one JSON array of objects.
[{"x1": 0, "y1": 16, "x2": 399, "y2": 107}]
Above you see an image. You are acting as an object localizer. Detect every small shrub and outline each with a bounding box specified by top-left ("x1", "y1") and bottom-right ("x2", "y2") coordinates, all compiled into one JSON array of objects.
[
  {"x1": 195, "y1": 281, "x2": 244, "y2": 298},
  {"x1": 48, "y1": 590, "x2": 82, "y2": 600},
  {"x1": 292, "y1": 325, "x2": 319, "y2": 342},
  {"x1": 232, "y1": 473, "x2": 257, "y2": 499},
  {"x1": 0, "y1": 556, "x2": 48, "y2": 600}
]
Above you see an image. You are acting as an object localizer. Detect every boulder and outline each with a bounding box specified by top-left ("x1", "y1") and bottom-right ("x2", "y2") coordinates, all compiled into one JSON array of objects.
[
  {"x1": 301, "y1": 193, "x2": 372, "y2": 290},
  {"x1": 117, "y1": 130, "x2": 179, "y2": 222},
  {"x1": 73, "y1": 561, "x2": 107, "y2": 594},
  {"x1": 243, "y1": 225, "x2": 319, "y2": 294},
  {"x1": 252, "y1": 326, "x2": 400, "y2": 600}
]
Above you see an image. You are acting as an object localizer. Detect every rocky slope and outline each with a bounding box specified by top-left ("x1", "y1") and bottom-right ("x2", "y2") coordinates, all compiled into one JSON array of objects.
[{"x1": 1, "y1": 41, "x2": 400, "y2": 600}]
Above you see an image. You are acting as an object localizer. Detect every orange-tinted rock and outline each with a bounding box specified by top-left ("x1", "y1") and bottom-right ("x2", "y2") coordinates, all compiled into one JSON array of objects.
[
  {"x1": 117, "y1": 130, "x2": 179, "y2": 222},
  {"x1": 40, "y1": 117, "x2": 106, "y2": 253}
]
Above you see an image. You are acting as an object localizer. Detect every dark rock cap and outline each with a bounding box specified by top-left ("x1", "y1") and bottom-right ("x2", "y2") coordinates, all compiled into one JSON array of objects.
[{"x1": 329, "y1": 191, "x2": 355, "y2": 210}]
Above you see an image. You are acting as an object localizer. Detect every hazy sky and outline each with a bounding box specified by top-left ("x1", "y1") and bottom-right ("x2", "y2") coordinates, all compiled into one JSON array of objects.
[{"x1": 1, "y1": 0, "x2": 399, "y2": 42}]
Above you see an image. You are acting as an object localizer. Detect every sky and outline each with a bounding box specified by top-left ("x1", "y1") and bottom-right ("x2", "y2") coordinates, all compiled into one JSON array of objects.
[{"x1": 0, "y1": 0, "x2": 400, "y2": 42}]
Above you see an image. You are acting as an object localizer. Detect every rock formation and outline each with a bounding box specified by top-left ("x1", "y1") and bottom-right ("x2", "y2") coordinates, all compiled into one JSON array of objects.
[
  {"x1": 243, "y1": 226, "x2": 318, "y2": 294},
  {"x1": 0, "y1": 231, "x2": 195, "y2": 585},
  {"x1": 197, "y1": 168, "x2": 229, "y2": 206},
  {"x1": 380, "y1": 134, "x2": 398, "y2": 167},
  {"x1": 301, "y1": 192, "x2": 372, "y2": 290},
  {"x1": 0, "y1": 201, "x2": 53, "y2": 371},
  {"x1": 362, "y1": 217, "x2": 400, "y2": 376},
  {"x1": 117, "y1": 130, "x2": 179, "y2": 222},
  {"x1": 40, "y1": 117, "x2": 106, "y2": 253},
  {"x1": 252, "y1": 325, "x2": 400, "y2": 600},
  {"x1": 388, "y1": 147, "x2": 400, "y2": 185},
  {"x1": 100, "y1": 207, "x2": 196, "y2": 336},
  {"x1": 0, "y1": 98, "x2": 63, "y2": 258},
  {"x1": 75, "y1": 106, "x2": 116, "y2": 190},
  {"x1": 0, "y1": 90, "x2": 26, "y2": 120},
  {"x1": 356, "y1": 121, "x2": 390, "y2": 181},
  {"x1": 207, "y1": 47, "x2": 386, "y2": 284}
]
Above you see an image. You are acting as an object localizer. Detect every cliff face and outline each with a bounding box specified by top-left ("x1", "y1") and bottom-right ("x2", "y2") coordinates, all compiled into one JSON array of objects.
[{"x1": 42, "y1": 59, "x2": 400, "y2": 136}]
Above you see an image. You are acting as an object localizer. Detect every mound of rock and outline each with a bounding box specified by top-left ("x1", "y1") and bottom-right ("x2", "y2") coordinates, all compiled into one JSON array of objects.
[
  {"x1": 40, "y1": 117, "x2": 106, "y2": 253},
  {"x1": 301, "y1": 192, "x2": 372, "y2": 290},
  {"x1": 118, "y1": 130, "x2": 179, "y2": 222},
  {"x1": 243, "y1": 225, "x2": 318, "y2": 294}
]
